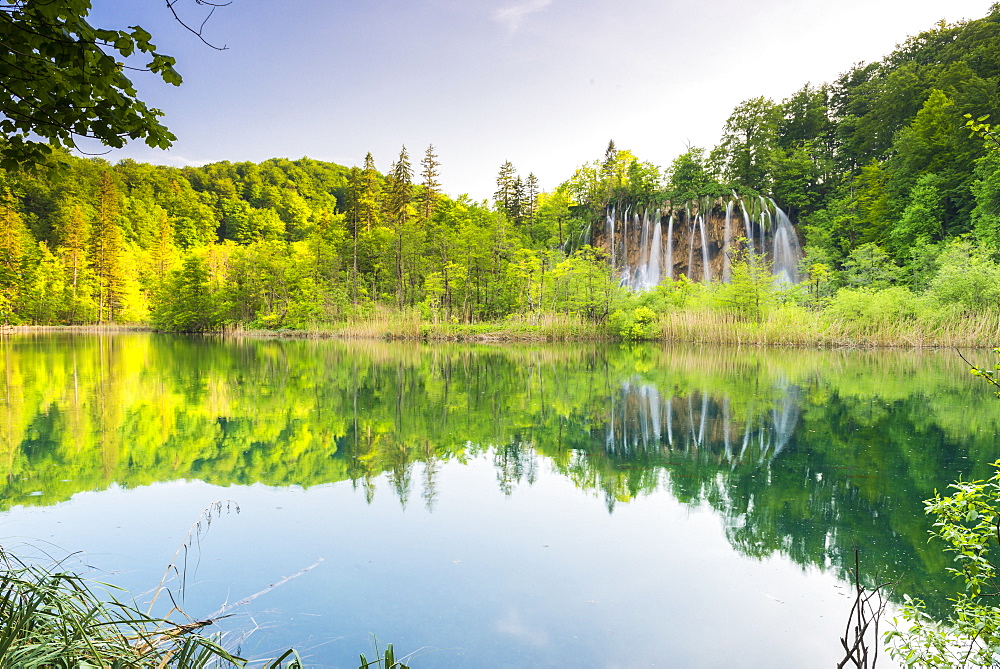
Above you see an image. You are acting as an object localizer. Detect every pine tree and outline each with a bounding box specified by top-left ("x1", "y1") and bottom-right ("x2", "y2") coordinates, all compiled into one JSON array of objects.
[
  {"x1": 510, "y1": 176, "x2": 526, "y2": 224},
  {"x1": 385, "y1": 146, "x2": 414, "y2": 306},
  {"x1": 494, "y1": 161, "x2": 517, "y2": 217},
  {"x1": 419, "y1": 144, "x2": 441, "y2": 222},
  {"x1": 359, "y1": 152, "x2": 382, "y2": 232},
  {"x1": 602, "y1": 139, "x2": 619, "y2": 203},
  {"x1": 385, "y1": 146, "x2": 413, "y2": 226},
  {"x1": 525, "y1": 173, "x2": 539, "y2": 224}
]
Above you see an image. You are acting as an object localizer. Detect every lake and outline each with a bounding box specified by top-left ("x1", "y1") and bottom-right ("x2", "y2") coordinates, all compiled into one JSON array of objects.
[{"x1": 1, "y1": 333, "x2": 998, "y2": 667}]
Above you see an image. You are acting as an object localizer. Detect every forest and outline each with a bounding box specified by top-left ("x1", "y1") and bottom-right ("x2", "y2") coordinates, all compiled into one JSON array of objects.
[{"x1": 4, "y1": 6, "x2": 1000, "y2": 340}]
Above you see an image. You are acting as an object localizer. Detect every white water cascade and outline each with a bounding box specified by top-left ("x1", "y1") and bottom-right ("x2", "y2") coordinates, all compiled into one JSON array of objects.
[
  {"x1": 772, "y1": 207, "x2": 803, "y2": 283},
  {"x1": 606, "y1": 195, "x2": 803, "y2": 291}
]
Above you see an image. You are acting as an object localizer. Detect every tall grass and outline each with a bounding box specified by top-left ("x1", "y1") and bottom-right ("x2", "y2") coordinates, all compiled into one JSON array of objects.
[
  {"x1": 0, "y1": 547, "x2": 251, "y2": 668},
  {"x1": 654, "y1": 304, "x2": 1000, "y2": 348}
]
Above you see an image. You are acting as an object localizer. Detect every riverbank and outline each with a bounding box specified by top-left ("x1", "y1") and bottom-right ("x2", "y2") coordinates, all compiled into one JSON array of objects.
[{"x1": 5, "y1": 306, "x2": 998, "y2": 348}]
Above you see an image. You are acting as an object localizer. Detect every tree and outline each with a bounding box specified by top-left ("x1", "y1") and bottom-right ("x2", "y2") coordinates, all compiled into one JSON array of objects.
[
  {"x1": 59, "y1": 204, "x2": 92, "y2": 322},
  {"x1": 524, "y1": 173, "x2": 539, "y2": 225},
  {"x1": 359, "y1": 152, "x2": 382, "y2": 232},
  {"x1": 666, "y1": 147, "x2": 718, "y2": 201},
  {"x1": 92, "y1": 171, "x2": 125, "y2": 323},
  {"x1": 0, "y1": 188, "x2": 29, "y2": 322},
  {"x1": 0, "y1": 0, "x2": 186, "y2": 169},
  {"x1": 418, "y1": 144, "x2": 441, "y2": 222},
  {"x1": 711, "y1": 97, "x2": 781, "y2": 190},
  {"x1": 494, "y1": 160, "x2": 518, "y2": 217},
  {"x1": 385, "y1": 146, "x2": 414, "y2": 307}
]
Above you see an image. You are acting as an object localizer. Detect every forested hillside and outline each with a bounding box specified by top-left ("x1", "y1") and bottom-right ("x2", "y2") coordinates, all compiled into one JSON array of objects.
[{"x1": 3, "y1": 6, "x2": 1000, "y2": 333}]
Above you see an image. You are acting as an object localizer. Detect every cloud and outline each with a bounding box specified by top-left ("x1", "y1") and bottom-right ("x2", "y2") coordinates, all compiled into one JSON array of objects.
[{"x1": 492, "y1": 0, "x2": 552, "y2": 33}]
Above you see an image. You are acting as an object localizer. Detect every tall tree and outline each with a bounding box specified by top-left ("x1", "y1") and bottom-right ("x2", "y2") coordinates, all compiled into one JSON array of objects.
[
  {"x1": 0, "y1": 189, "x2": 28, "y2": 322},
  {"x1": 60, "y1": 205, "x2": 91, "y2": 322},
  {"x1": 524, "y1": 173, "x2": 539, "y2": 225},
  {"x1": 92, "y1": 171, "x2": 124, "y2": 323},
  {"x1": 419, "y1": 144, "x2": 441, "y2": 222},
  {"x1": 385, "y1": 146, "x2": 414, "y2": 306},
  {"x1": 711, "y1": 97, "x2": 781, "y2": 190},
  {"x1": 359, "y1": 152, "x2": 382, "y2": 232},
  {"x1": 494, "y1": 161, "x2": 518, "y2": 218}
]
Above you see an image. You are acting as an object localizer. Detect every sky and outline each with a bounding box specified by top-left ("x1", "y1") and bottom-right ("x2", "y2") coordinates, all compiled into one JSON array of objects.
[{"x1": 88, "y1": 0, "x2": 999, "y2": 201}]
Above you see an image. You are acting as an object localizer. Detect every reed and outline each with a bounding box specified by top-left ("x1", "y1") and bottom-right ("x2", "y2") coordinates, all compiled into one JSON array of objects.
[{"x1": 0, "y1": 547, "x2": 249, "y2": 668}]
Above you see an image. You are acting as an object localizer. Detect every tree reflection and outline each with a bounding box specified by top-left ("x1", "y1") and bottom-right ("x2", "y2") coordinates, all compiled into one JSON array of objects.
[{"x1": 1, "y1": 334, "x2": 995, "y2": 613}]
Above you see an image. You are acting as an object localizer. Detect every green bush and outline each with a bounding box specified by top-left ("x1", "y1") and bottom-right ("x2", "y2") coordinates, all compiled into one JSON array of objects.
[
  {"x1": 710, "y1": 250, "x2": 774, "y2": 322},
  {"x1": 927, "y1": 240, "x2": 1000, "y2": 312},
  {"x1": 608, "y1": 306, "x2": 659, "y2": 340},
  {"x1": 823, "y1": 286, "x2": 933, "y2": 329},
  {"x1": 886, "y1": 462, "x2": 1000, "y2": 666}
]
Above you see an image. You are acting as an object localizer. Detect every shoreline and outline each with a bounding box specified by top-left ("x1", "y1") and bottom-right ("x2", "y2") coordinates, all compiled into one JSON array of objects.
[{"x1": 2, "y1": 322, "x2": 995, "y2": 349}]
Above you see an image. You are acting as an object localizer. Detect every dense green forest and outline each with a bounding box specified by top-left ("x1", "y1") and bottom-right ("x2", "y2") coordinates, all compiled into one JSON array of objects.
[{"x1": 4, "y1": 6, "x2": 1000, "y2": 336}]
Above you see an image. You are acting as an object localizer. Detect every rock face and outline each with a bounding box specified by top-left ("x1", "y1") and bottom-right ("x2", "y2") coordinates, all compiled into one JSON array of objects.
[{"x1": 595, "y1": 197, "x2": 802, "y2": 289}]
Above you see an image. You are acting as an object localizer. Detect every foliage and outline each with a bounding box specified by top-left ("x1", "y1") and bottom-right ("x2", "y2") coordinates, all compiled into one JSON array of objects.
[
  {"x1": 0, "y1": 547, "x2": 245, "y2": 667},
  {"x1": 608, "y1": 305, "x2": 658, "y2": 340},
  {"x1": 0, "y1": 0, "x2": 184, "y2": 169},
  {"x1": 823, "y1": 286, "x2": 932, "y2": 333},
  {"x1": 886, "y1": 462, "x2": 1000, "y2": 667},
  {"x1": 710, "y1": 247, "x2": 775, "y2": 322},
  {"x1": 926, "y1": 239, "x2": 1000, "y2": 312}
]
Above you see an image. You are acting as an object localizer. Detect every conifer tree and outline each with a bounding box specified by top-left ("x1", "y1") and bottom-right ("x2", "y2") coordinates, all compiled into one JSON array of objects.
[
  {"x1": 359, "y1": 153, "x2": 381, "y2": 232},
  {"x1": 494, "y1": 161, "x2": 517, "y2": 217},
  {"x1": 419, "y1": 144, "x2": 441, "y2": 222},
  {"x1": 525, "y1": 173, "x2": 539, "y2": 224},
  {"x1": 385, "y1": 146, "x2": 413, "y2": 226},
  {"x1": 385, "y1": 146, "x2": 414, "y2": 306}
]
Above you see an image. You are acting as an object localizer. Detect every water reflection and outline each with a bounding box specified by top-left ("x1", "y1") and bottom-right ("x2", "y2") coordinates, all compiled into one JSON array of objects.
[{"x1": 2, "y1": 334, "x2": 999, "y2": 616}]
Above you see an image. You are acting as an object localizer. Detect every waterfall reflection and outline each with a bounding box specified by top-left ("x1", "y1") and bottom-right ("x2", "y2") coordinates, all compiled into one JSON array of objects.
[{"x1": 598, "y1": 378, "x2": 800, "y2": 465}]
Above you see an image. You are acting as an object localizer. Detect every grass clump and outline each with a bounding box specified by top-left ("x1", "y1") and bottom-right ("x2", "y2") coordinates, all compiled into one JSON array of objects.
[{"x1": 0, "y1": 546, "x2": 259, "y2": 667}]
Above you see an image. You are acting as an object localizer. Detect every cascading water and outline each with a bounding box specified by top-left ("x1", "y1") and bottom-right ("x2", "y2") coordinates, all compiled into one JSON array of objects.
[
  {"x1": 665, "y1": 215, "x2": 674, "y2": 281},
  {"x1": 722, "y1": 200, "x2": 733, "y2": 283},
  {"x1": 698, "y1": 214, "x2": 711, "y2": 283},
  {"x1": 604, "y1": 194, "x2": 803, "y2": 291},
  {"x1": 687, "y1": 213, "x2": 696, "y2": 282},
  {"x1": 772, "y1": 206, "x2": 802, "y2": 283}
]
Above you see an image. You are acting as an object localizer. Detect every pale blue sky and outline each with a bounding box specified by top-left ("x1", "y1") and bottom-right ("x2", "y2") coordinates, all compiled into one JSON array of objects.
[{"x1": 89, "y1": 0, "x2": 998, "y2": 200}]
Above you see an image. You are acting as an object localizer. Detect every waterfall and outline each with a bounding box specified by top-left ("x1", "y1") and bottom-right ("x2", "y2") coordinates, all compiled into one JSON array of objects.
[
  {"x1": 665, "y1": 215, "x2": 674, "y2": 281},
  {"x1": 723, "y1": 200, "x2": 733, "y2": 283},
  {"x1": 606, "y1": 208, "x2": 615, "y2": 269},
  {"x1": 646, "y1": 220, "x2": 661, "y2": 290},
  {"x1": 772, "y1": 205, "x2": 802, "y2": 284},
  {"x1": 741, "y1": 199, "x2": 754, "y2": 255},
  {"x1": 622, "y1": 206, "x2": 630, "y2": 269},
  {"x1": 603, "y1": 194, "x2": 802, "y2": 289},
  {"x1": 687, "y1": 214, "x2": 696, "y2": 282},
  {"x1": 699, "y1": 214, "x2": 711, "y2": 283}
]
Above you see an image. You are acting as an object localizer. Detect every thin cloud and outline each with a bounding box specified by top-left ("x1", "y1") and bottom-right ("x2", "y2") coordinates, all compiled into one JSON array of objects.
[{"x1": 493, "y1": 0, "x2": 552, "y2": 33}]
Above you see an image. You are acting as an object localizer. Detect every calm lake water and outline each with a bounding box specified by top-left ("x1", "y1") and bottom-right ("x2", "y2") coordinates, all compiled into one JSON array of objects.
[{"x1": 2, "y1": 333, "x2": 999, "y2": 667}]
